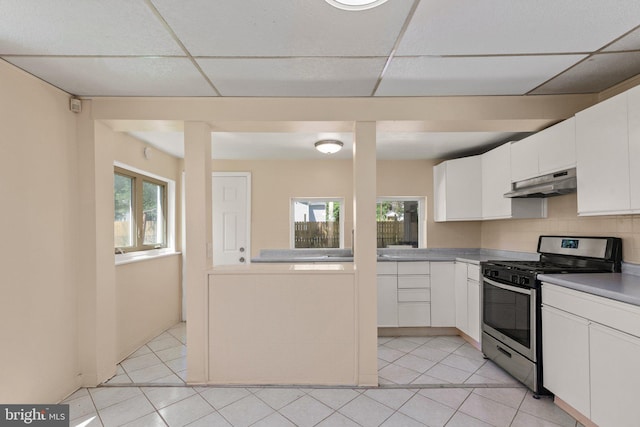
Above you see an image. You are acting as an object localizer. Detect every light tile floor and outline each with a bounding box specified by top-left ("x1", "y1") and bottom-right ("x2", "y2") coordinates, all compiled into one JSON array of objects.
[{"x1": 66, "y1": 325, "x2": 583, "y2": 426}]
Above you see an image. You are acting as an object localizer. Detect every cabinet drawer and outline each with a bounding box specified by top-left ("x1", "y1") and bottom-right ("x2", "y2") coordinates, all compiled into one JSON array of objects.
[
  {"x1": 376, "y1": 262, "x2": 397, "y2": 275},
  {"x1": 398, "y1": 303, "x2": 431, "y2": 326},
  {"x1": 398, "y1": 275, "x2": 430, "y2": 289},
  {"x1": 398, "y1": 288, "x2": 430, "y2": 302},
  {"x1": 542, "y1": 283, "x2": 640, "y2": 339},
  {"x1": 398, "y1": 261, "x2": 430, "y2": 275},
  {"x1": 467, "y1": 264, "x2": 480, "y2": 281}
]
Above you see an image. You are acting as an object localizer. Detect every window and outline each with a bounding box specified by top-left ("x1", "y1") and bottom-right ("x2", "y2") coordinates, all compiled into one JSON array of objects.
[
  {"x1": 291, "y1": 198, "x2": 343, "y2": 248},
  {"x1": 376, "y1": 198, "x2": 424, "y2": 248},
  {"x1": 114, "y1": 167, "x2": 167, "y2": 253}
]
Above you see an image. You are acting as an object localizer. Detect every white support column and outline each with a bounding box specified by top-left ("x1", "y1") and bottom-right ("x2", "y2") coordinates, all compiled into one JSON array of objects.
[
  {"x1": 184, "y1": 122, "x2": 212, "y2": 384},
  {"x1": 353, "y1": 121, "x2": 378, "y2": 386},
  {"x1": 77, "y1": 103, "x2": 117, "y2": 386}
]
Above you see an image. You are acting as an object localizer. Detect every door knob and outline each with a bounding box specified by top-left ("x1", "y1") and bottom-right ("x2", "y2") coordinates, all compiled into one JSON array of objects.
[
  {"x1": 239, "y1": 247, "x2": 245, "y2": 253},
  {"x1": 239, "y1": 257, "x2": 245, "y2": 263}
]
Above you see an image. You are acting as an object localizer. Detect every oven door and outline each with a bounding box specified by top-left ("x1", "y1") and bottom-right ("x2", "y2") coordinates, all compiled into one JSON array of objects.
[{"x1": 482, "y1": 277, "x2": 536, "y2": 362}]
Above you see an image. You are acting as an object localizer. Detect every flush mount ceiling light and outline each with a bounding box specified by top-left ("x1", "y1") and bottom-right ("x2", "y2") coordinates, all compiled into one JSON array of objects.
[
  {"x1": 315, "y1": 139, "x2": 344, "y2": 154},
  {"x1": 325, "y1": 0, "x2": 389, "y2": 11}
]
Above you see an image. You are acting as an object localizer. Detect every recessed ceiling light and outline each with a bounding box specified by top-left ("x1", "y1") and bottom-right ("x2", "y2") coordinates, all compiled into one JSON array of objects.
[
  {"x1": 315, "y1": 140, "x2": 344, "y2": 154},
  {"x1": 325, "y1": 0, "x2": 389, "y2": 11}
]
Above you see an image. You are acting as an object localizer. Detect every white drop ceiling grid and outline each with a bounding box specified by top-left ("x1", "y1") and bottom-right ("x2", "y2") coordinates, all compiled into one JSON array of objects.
[
  {"x1": 1, "y1": 0, "x2": 640, "y2": 98},
  {"x1": 1, "y1": 0, "x2": 639, "y2": 160}
]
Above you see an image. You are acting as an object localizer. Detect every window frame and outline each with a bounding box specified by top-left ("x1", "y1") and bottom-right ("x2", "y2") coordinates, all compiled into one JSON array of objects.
[
  {"x1": 114, "y1": 166, "x2": 168, "y2": 253},
  {"x1": 290, "y1": 197, "x2": 345, "y2": 249},
  {"x1": 376, "y1": 196, "x2": 426, "y2": 248}
]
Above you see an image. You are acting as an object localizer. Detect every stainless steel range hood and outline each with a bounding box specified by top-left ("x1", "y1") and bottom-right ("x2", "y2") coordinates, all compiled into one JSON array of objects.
[{"x1": 504, "y1": 168, "x2": 577, "y2": 198}]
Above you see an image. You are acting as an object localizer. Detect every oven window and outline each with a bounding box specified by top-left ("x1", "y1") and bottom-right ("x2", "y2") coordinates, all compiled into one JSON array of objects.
[{"x1": 483, "y1": 282, "x2": 531, "y2": 348}]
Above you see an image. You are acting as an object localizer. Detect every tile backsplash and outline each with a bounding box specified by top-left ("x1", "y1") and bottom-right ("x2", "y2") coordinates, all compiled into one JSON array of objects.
[{"x1": 481, "y1": 193, "x2": 640, "y2": 263}]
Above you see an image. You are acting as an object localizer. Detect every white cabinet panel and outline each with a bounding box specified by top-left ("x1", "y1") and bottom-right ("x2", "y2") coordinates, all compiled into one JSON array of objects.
[
  {"x1": 377, "y1": 275, "x2": 398, "y2": 327},
  {"x1": 590, "y1": 323, "x2": 640, "y2": 427},
  {"x1": 377, "y1": 261, "x2": 397, "y2": 275},
  {"x1": 430, "y1": 262, "x2": 456, "y2": 327},
  {"x1": 576, "y1": 91, "x2": 631, "y2": 215},
  {"x1": 511, "y1": 136, "x2": 539, "y2": 182},
  {"x1": 482, "y1": 143, "x2": 512, "y2": 218},
  {"x1": 538, "y1": 117, "x2": 576, "y2": 175},
  {"x1": 628, "y1": 85, "x2": 640, "y2": 211},
  {"x1": 467, "y1": 264, "x2": 480, "y2": 281},
  {"x1": 467, "y1": 279, "x2": 480, "y2": 342},
  {"x1": 398, "y1": 275, "x2": 430, "y2": 289},
  {"x1": 398, "y1": 303, "x2": 431, "y2": 327},
  {"x1": 433, "y1": 156, "x2": 482, "y2": 222},
  {"x1": 398, "y1": 288, "x2": 430, "y2": 302},
  {"x1": 541, "y1": 305, "x2": 590, "y2": 417},
  {"x1": 454, "y1": 262, "x2": 468, "y2": 332},
  {"x1": 398, "y1": 261, "x2": 430, "y2": 275}
]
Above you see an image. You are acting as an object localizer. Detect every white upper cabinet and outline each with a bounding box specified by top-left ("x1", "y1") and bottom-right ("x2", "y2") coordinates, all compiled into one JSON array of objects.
[
  {"x1": 511, "y1": 117, "x2": 576, "y2": 182},
  {"x1": 510, "y1": 136, "x2": 539, "y2": 182},
  {"x1": 481, "y1": 144, "x2": 546, "y2": 220},
  {"x1": 433, "y1": 156, "x2": 482, "y2": 222},
  {"x1": 627, "y1": 85, "x2": 640, "y2": 210},
  {"x1": 576, "y1": 90, "x2": 631, "y2": 215},
  {"x1": 538, "y1": 117, "x2": 576, "y2": 175}
]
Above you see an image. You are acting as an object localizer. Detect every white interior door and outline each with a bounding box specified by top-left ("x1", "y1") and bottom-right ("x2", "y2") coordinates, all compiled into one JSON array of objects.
[{"x1": 212, "y1": 173, "x2": 250, "y2": 266}]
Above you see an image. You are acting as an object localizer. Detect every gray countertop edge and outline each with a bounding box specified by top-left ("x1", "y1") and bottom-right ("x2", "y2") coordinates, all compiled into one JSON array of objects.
[
  {"x1": 538, "y1": 273, "x2": 640, "y2": 307},
  {"x1": 251, "y1": 248, "x2": 539, "y2": 264}
]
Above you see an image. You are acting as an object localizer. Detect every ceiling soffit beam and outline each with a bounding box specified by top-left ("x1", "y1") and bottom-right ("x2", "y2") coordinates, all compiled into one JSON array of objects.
[{"x1": 91, "y1": 94, "x2": 598, "y2": 127}]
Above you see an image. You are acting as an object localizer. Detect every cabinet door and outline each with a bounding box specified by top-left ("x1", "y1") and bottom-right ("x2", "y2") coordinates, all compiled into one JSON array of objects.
[
  {"x1": 433, "y1": 162, "x2": 447, "y2": 222},
  {"x1": 576, "y1": 91, "x2": 631, "y2": 215},
  {"x1": 398, "y1": 303, "x2": 430, "y2": 327},
  {"x1": 541, "y1": 305, "x2": 590, "y2": 417},
  {"x1": 590, "y1": 323, "x2": 640, "y2": 427},
  {"x1": 446, "y1": 156, "x2": 483, "y2": 220},
  {"x1": 467, "y1": 279, "x2": 481, "y2": 343},
  {"x1": 482, "y1": 143, "x2": 512, "y2": 219},
  {"x1": 430, "y1": 262, "x2": 456, "y2": 327},
  {"x1": 454, "y1": 262, "x2": 468, "y2": 333},
  {"x1": 510, "y1": 138, "x2": 539, "y2": 182},
  {"x1": 377, "y1": 276, "x2": 398, "y2": 327},
  {"x1": 538, "y1": 117, "x2": 576, "y2": 175},
  {"x1": 628, "y1": 85, "x2": 640, "y2": 210}
]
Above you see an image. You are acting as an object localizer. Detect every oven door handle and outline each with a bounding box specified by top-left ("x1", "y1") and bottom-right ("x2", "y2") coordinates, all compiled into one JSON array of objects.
[{"x1": 483, "y1": 277, "x2": 532, "y2": 295}]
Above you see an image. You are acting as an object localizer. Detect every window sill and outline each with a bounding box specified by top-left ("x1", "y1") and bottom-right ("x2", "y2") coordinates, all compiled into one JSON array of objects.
[{"x1": 115, "y1": 249, "x2": 181, "y2": 266}]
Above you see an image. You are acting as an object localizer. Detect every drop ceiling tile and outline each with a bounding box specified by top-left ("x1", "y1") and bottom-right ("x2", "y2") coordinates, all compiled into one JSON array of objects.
[
  {"x1": 3, "y1": 57, "x2": 216, "y2": 96},
  {"x1": 604, "y1": 26, "x2": 640, "y2": 51},
  {"x1": 397, "y1": 0, "x2": 640, "y2": 55},
  {"x1": 0, "y1": 0, "x2": 182, "y2": 55},
  {"x1": 530, "y1": 52, "x2": 640, "y2": 94},
  {"x1": 375, "y1": 55, "x2": 586, "y2": 96},
  {"x1": 198, "y1": 57, "x2": 385, "y2": 96},
  {"x1": 151, "y1": 0, "x2": 414, "y2": 56}
]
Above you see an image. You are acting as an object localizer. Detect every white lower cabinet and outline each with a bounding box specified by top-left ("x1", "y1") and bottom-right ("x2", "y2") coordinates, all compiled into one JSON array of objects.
[
  {"x1": 430, "y1": 262, "x2": 456, "y2": 326},
  {"x1": 542, "y1": 283, "x2": 640, "y2": 427},
  {"x1": 541, "y1": 305, "x2": 590, "y2": 418},
  {"x1": 377, "y1": 261, "x2": 455, "y2": 328},
  {"x1": 589, "y1": 323, "x2": 640, "y2": 427},
  {"x1": 454, "y1": 261, "x2": 481, "y2": 343},
  {"x1": 377, "y1": 275, "x2": 398, "y2": 327}
]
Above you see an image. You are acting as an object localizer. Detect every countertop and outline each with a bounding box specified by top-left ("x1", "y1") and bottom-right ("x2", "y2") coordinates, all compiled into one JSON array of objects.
[
  {"x1": 251, "y1": 248, "x2": 539, "y2": 264},
  {"x1": 208, "y1": 262, "x2": 355, "y2": 275},
  {"x1": 539, "y1": 272, "x2": 640, "y2": 307}
]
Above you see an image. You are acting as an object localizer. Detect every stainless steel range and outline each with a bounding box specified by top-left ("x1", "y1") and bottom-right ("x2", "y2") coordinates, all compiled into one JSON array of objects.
[{"x1": 480, "y1": 236, "x2": 622, "y2": 396}]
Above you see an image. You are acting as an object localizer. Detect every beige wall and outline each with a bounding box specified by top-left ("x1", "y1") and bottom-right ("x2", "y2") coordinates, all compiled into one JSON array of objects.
[
  {"x1": 0, "y1": 61, "x2": 80, "y2": 402},
  {"x1": 112, "y1": 130, "x2": 183, "y2": 360},
  {"x1": 212, "y1": 159, "x2": 481, "y2": 256},
  {"x1": 482, "y1": 193, "x2": 640, "y2": 262},
  {"x1": 115, "y1": 255, "x2": 181, "y2": 361}
]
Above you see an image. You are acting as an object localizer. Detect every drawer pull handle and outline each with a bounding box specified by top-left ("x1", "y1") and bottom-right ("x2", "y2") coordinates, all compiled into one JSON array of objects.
[{"x1": 497, "y1": 346, "x2": 512, "y2": 358}]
